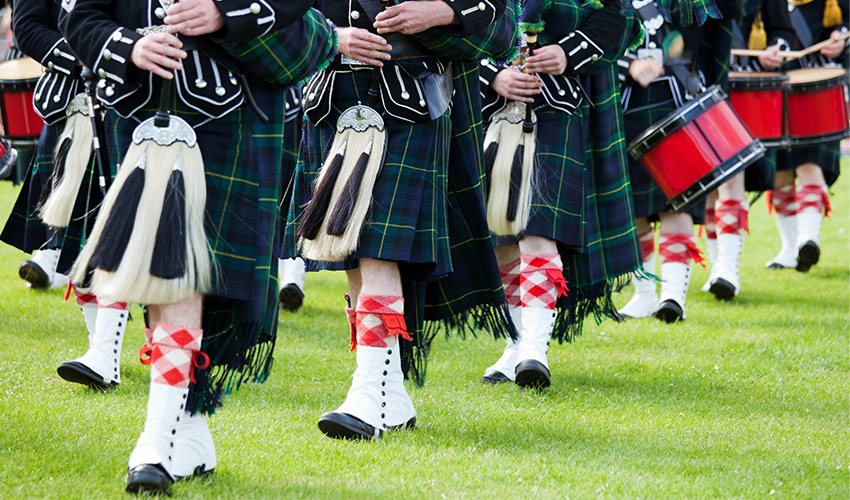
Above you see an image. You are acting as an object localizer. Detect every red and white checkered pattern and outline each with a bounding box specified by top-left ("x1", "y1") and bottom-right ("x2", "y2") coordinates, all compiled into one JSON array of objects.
[
  {"x1": 499, "y1": 258, "x2": 522, "y2": 308},
  {"x1": 659, "y1": 234, "x2": 705, "y2": 267},
  {"x1": 520, "y1": 253, "x2": 567, "y2": 309},
  {"x1": 355, "y1": 295, "x2": 411, "y2": 348},
  {"x1": 768, "y1": 183, "x2": 797, "y2": 217},
  {"x1": 715, "y1": 199, "x2": 749, "y2": 236},
  {"x1": 73, "y1": 287, "x2": 97, "y2": 307},
  {"x1": 797, "y1": 184, "x2": 831, "y2": 216},
  {"x1": 150, "y1": 323, "x2": 204, "y2": 388},
  {"x1": 704, "y1": 207, "x2": 717, "y2": 240},
  {"x1": 96, "y1": 296, "x2": 128, "y2": 311},
  {"x1": 638, "y1": 229, "x2": 654, "y2": 262}
]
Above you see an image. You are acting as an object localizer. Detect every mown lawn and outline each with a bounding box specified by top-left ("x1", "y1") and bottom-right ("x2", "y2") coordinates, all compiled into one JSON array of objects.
[{"x1": 0, "y1": 162, "x2": 847, "y2": 499}]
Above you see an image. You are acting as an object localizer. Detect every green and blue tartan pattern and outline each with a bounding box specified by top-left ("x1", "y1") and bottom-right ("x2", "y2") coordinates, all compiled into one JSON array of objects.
[
  {"x1": 0, "y1": 123, "x2": 62, "y2": 254},
  {"x1": 224, "y1": 8, "x2": 337, "y2": 86},
  {"x1": 415, "y1": 0, "x2": 521, "y2": 63}
]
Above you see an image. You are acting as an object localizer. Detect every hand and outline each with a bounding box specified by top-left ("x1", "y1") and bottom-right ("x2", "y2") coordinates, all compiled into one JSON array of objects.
[
  {"x1": 525, "y1": 45, "x2": 567, "y2": 75},
  {"x1": 491, "y1": 69, "x2": 543, "y2": 103},
  {"x1": 629, "y1": 58, "x2": 664, "y2": 88},
  {"x1": 374, "y1": 0, "x2": 456, "y2": 35},
  {"x1": 820, "y1": 30, "x2": 846, "y2": 58},
  {"x1": 757, "y1": 44, "x2": 783, "y2": 70},
  {"x1": 164, "y1": 0, "x2": 225, "y2": 36},
  {"x1": 131, "y1": 32, "x2": 187, "y2": 80},
  {"x1": 337, "y1": 27, "x2": 392, "y2": 67}
]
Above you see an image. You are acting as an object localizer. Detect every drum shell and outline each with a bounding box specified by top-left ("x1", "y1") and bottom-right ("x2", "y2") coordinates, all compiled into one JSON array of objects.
[
  {"x1": 0, "y1": 78, "x2": 43, "y2": 140},
  {"x1": 0, "y1": 58, "x2": 45, "y2": 145},
  {"x1": 628, "y1": 86, "x2": 765, "y2": 212},
  {"x1": 728, "y1": 72, "x2": 787, "y2": 147},
  {"x1": 785, "y1": 68, "x2": 850, "y2": 146}
]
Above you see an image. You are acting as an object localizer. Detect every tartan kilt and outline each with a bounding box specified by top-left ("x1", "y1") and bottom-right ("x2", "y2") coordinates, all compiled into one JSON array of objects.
[
  {"x1": 775, "y1": 140, "x2": 842, "y2": 188},
  {"x1": 104, "y1": 83, "x2": 286, "y2": 415},
  {"x1": 283, "y1": 69, "x2": 452, "y2": 281},
  {"x1": 0, "y1": 123, "x2": 61, "y2": 253},
  {"x1": 557, "y1": 68, "x2": 642, "y2": 343},
  {"x1": 404, "y1": 61, "x2": 515, "y2": 384},
  {"x1": 623, "y1": 83, "x2": 706, "y2": 224}
]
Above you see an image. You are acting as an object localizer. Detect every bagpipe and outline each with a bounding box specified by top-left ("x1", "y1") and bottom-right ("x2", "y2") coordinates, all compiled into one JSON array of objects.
[
  {"x1": 70, "y1": 8, "x2": 336, "y2": 305},
  {"x1": 482, "y1": 39, "x2": 537, "y2": 237}
]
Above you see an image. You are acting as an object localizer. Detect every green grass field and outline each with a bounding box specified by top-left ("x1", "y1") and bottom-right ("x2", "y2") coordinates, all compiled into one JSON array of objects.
[{"x1": 0, "y1": 163, "x2": 847, "y2": 499}]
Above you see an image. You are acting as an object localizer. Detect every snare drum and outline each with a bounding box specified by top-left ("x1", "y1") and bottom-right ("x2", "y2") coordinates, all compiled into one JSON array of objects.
[
  {"x1": 628, "y1": 86, "x2": 766, "y2": 212},
  {"x1": 0, "y1": 57, "x2": 44, "y2": 148},
  {"x1": 785, "y1": 67, "x2": 850, "y2": 146},
  {"x1": 728, "y1": 72, "x2": 787, "y2": 148}
]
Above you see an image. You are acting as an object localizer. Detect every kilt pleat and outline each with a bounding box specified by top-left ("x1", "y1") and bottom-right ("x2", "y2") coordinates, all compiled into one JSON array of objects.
[{"x1": 556, "y1": 68, "x2": 642, "y2": 343}]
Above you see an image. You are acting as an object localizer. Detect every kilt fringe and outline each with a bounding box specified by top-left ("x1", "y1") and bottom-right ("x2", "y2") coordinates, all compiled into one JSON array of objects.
[
  {"x1": 401, "y1": 299, "x2": 516, "y2": 386},
  {"x1": 186, "y1": 321, "x2": 276, "y2": 415},
  {"x1": 552, "y1": 274, "x2": 631, "y2": 344}
]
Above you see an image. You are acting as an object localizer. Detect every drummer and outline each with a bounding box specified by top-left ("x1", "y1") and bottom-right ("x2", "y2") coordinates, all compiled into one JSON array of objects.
[
  {"x1": 616, "y1": 0, "x2": 739, "y2": 322},
  {"x1": 700, "y1": 0, "x2": 795, "y2": 301},
  {"x1": 764, "y1": 0, "x2": 847, "y2": 272}
]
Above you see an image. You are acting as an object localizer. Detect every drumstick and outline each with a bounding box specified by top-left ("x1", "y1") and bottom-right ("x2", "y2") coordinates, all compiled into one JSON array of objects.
[
  {"x1": 731, "y1": 32, "x2": 850, "y2": 60},
  {"x1": 730, "y1": 48, "x2": 804, "y2": 58},
  {"x1": 790, "y1": 32, "x2": 850, "y2": 59}
]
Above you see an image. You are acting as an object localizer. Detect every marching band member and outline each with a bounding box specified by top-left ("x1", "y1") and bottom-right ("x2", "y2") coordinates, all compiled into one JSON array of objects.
[
  {"x1": 285, "y1": 0, "x2": 516, "y2": 440},
  {"x1": 60, "y1": 0, "x2": 335, "y2": 493},
  {"x1": 478, "y1": 0, "x2": 644, "y2": 388},
  {"x1": 617, "y1": 0, "x2": 739, "y2": 322},
  {"x1": 0, "y1": 0, "x2": 131, "y2": 390},
  {"x1": 0, "y1": 0, "x2": 77, "y2": 290},
  {"x1": 764, "y1": 0, "x2": 847, "y2": 272},
  {"x1": 700, "y1": 0, "x2": 795, "y2": 300}
]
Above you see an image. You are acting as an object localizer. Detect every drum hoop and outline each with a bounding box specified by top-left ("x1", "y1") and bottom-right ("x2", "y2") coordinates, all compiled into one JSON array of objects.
[
  {"x1": 728, "y1": 74, "x2": 788, "y2": 90},
  {"x1": 669, "y1": 140, "x2": 766, "y2": 212},
  {"x1": 786, "y1": 129, "x2": 850, "y2": 147},
  {"x1": 0, "y1": 78, "x2": 40, "y2": 90},
  {"x1": 786, "y1": 71, "x2": 850, "y2": 93},
  {"x1": 627, "y1": 85, "x2": 726, "y2": 160}
]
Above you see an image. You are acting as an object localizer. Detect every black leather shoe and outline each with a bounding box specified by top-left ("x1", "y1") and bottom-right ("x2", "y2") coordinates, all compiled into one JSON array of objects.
[
  {"x1": 278, "y1": 283, "x2": 305, "y2": 312},
  {"x1": 317, "y1": 412, "x2": 416, "y2": 440},
  {"x1": 708, "y1": 278, "x2": 736, "y2": 301},
  {"x1": 796, "y1": 240, "x2": 820, "y2": 272},
  {"x1": 514, "y1": 360, "x2": 550, "y2": 389},
  {"x1": 19, "y1": 260, "x2": 50, "y2": 289},
  {"x1": 482, "y1": 370, "x2": 512, "y2": 384},
  {"x1": 655, "y1": 300, "x2": 684, "y2": 323},
  {"x1": 56, "y1": 361, "x2": 116, "y2": 389},
  {"x1": 126, "y1": 463, "x2": 173, "y2": 495}
]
